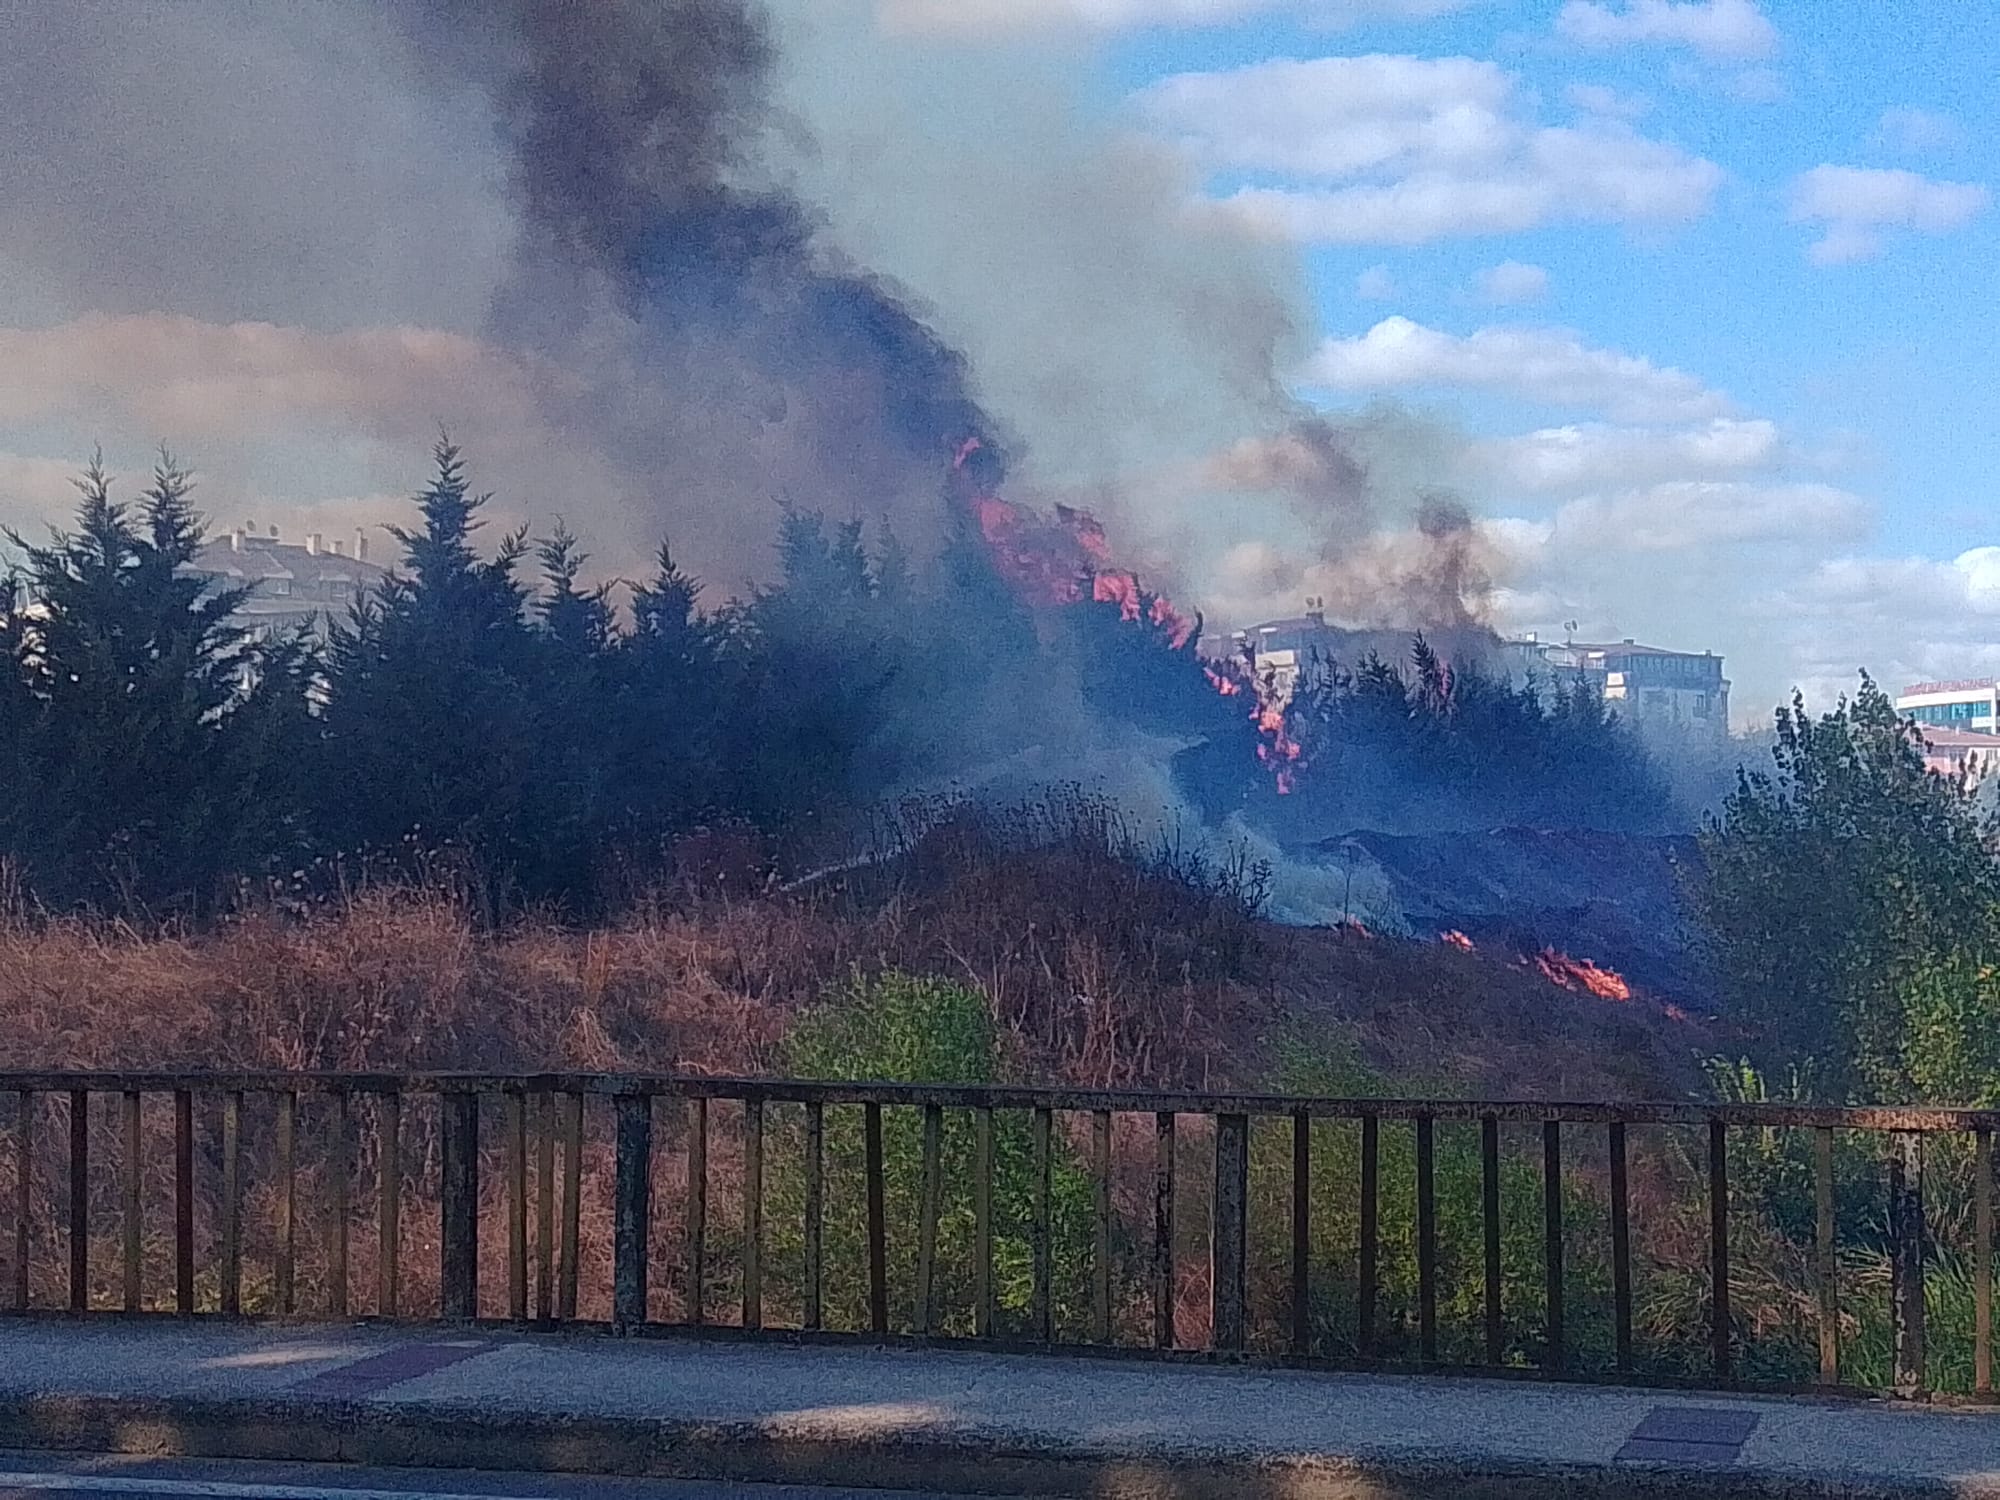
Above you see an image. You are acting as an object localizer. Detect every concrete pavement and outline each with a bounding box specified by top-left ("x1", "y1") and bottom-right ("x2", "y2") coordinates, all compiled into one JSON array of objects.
[{"x1": 0, "y1": 1320, "x2": 1996, "y2": 1498}]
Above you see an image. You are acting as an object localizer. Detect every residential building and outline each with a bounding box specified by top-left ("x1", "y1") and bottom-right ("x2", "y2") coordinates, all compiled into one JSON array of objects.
[
  {"x1": 1516, "y1": 638, "x2": 1731, "y2": 743},
  {"x1": 1896, "y1": 678, "x2": 2000, "y2": 735},
  {"x1": 1915, "y1": 725, "x2": 2000, "y2": 781},
  {"x1": 184, "y1": 526, "x2": 386, "y2": 641}
]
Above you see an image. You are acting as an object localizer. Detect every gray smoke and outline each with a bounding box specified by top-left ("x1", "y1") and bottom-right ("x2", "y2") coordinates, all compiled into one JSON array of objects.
[{"x1": 397, "y1": 0, "x2": 1003, "y2": 579}]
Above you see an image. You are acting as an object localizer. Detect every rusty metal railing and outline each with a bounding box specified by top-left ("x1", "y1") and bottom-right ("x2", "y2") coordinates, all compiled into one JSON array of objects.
[{"x1": 1, "y1": 1074, "x2": 1993, "y2": 1400}]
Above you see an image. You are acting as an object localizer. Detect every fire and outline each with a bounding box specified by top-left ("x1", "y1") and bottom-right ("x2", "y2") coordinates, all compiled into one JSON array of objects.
[
  {"x1": 1527, "y1": 947, "x2": 1632, "y2": 1002},
  {"x1": 953, "y1": 442, "x2": 1196, "y2": 649},
  {"x1": 1440, "y1": 929, "x2": 1475, "y2": 951},
  {"x1": 952, "y1": 439, "x2": 1293, "y2": 788}
]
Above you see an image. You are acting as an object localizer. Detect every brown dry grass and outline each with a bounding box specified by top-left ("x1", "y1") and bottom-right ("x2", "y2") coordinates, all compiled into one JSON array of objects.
[{"x1": 0, "y1": 813, "x2": 1704, "y2": 1323}]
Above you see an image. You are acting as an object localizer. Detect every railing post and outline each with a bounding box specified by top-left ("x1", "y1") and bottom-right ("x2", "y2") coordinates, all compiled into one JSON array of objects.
[
  {"x1": 804, "y1": 1100, "x2": 824, "y2": 1333},
  {"x1": 68, "y1": 1089, "x2": 88, "y2": 1313},
  {"x1": 440, "y1": 1091, "x2": 479, "y2": 1320},
  {"x1": 328, "y1": 1089, "x2": 349, "y2": 1317},
  {"x1": 1416, "y1": 1113, "x2": 1437, "y2": 1365},
  {"x1": 1815, "y1": 1125, "x2": 1838, "y2": 1386},
  {"x1": 743, "y1": 1098, "x2": 765, "y2": 1333},
  {"x1": 1890, "y1": 1131, "x2": 1925, "y2": 1397},
  {"x1": 1290, "y1": 1108, "x2": 1310, "y2": 1357},
  {"x1": 1358, "y1": 1113, "x2": 1379, "y2": 1360},
  {"x1": 1153, "y1": 1111, "x2": 1175, "y2": 1349},
  {"x1": 123, "y1": 1091, "x2": 143, "y2": 1314},
  {"x1": 1609, "y1": 1119, "x2": 1632, "y2": 1375},
  {"x1": 1977, "y1": 1127, "x2": 1993, "y2": 1400},
  {"x1": 1481, "y1": 1115, "x2": 1502, "y2": 1366},
  {"x1": 613, "y1": 1091, "x2": 652, "y2": 1330},
  {"x1": 1542, "y1": 1119, "x2": 1563, "y2": 1374},
  {"x1": 13, "y1": 1090, "x2": 32, "y2": 1312},
  {"x1": 1212, "y1": 1112, "x2": 1248, "y2": 1353},
  {"x1": 685, "y1": 1096, "x2": 707, "y2": 1326},
  {"x1": 220, "y1": 1091, "x2": 242, "y2": 1316},
  {"x1": 379, "y1": 1091, "x2": 402, "y2": 1319},
  {"x1": 173, "y1": 1089, "x2": 194, "y2": 1315},
  {"x1": 866, "y1": 1102, "x2": 890, "y2": 1338},
  {"x1": 1709, "y1": 1118, "x2": 1730, "y2": 1381},
  {"x1": 275, "y1": 1091, "x2": 296, "y2": 1315}
]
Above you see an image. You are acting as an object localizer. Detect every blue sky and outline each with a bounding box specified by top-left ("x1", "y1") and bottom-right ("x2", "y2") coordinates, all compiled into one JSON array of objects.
[
  {"x1": 1028, "y1": 0, "x2": 1997, "y2": 717},
  {"x1": 0, "y1": 0, "x2": 1993, "y2": 723}
]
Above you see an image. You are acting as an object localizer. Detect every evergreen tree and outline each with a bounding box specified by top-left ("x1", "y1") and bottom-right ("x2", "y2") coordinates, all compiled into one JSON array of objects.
[
  {"x1": 0, "y1": 452, "x2": 308, "y2": 912},
  {"x1": 315, "y1": 439, "x2": 548, "y2": 915}
]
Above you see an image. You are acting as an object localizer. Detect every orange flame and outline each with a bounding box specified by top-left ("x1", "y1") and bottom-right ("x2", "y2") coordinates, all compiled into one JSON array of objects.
[
  {"x1": 1440, "y1": 929, "x2": 1475, "y2": 951},
  {"x1": 1526, "y1": 947, "x2": 1632, "y2": 1001},
  {"x1": 954, "y1": 446, "x2": 1196, "y2": 649}
]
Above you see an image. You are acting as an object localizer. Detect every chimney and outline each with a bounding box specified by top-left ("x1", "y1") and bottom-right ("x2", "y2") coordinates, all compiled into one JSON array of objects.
[
  {"x1": 229, "y1": 530, "x2": 242, "y2": 553},
  {"x1": 355, "y1": 529, "x2": 369, "y2": 564},
  {"x1": 330, "y1": 539, "x2": 345, "y2": 557},
  {"x1": 306, "y1": 532, "x2": 322, "y2": 556},
  {"x1": 268, "y1": 524, "x2": 280, "y2": 541}
]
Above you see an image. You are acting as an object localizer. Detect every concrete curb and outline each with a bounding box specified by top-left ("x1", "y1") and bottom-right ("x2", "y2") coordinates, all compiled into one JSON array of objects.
[{"x1": 0, "y1": 1393, "x2": 1988, "y2": 1500}]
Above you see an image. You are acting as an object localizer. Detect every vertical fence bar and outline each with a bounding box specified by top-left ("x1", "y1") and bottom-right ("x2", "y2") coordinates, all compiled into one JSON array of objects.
[
  {"x1": 1416, "y1": 1114, "x2": 1437, "y2": 1365},
  {"x1": 328, "y1": 1090, "x2": 349, "y2": 1317},
  {"x1": 743, "y1": 1098, "x2": 764, "y2": 1333},
  {"x1": 613, "y1": 1092, "x2": 652, "y2": 1330},
  {"x1": 684, "y1": 1096, "x2": 707, "y2": 1327},
  {"x1": 1291, "y1": 1109, "x2": 1311, "y2": 1357},
  {"x1": 1481, "y1": 1115, "x2": 1502, "y2": 1367},
  {"x1": 275, "y1": 1091, "x2": 295, "y2": 1316},
  {"x1": 916, "y1": 1103, "x2": 940, "y2": 1337},
  {"x1": 13, "y1": 1090, "x2": 31, "y2": 1312},
  {"x1": 122, "y1": 1090, "x2": 142, "y2": 1314},
  {"x1": 1212, "y1": 1113, "x2": 1248, "y2": 1354},
  {"x1": 379, "y1": 1091, "x2": 401, "y2": 1319},
  {"x1": 533, "y1": 1093, "x2": 553, "y2": 1323},
  {"x1": 866, "y1": 1102, "x2": 890, "y2": 1338},
  {"x1": 804, "y1": 1100, "x2": 824, "y2": 1333},
  {"x1": 508, "y1": 1092, "x2": 528, "y2": 1321},
  {"x1": 1031, "y1": 1106, "x2": 1053, "y2": 1344},
  {"x1": 1542, "y1": 1119, "x2": 1563, "y2": 1374},
  {"x1": 1609, "y1": 1120, "x2": 1632, "y2": 1375},
  {"x1": 558, "y1": 1092, "x2": 582, "y2": 1323},
  {"x1": 1091, "y1": 1110, "x2": 1111, "y2": 1345},
  {"x1": 67, "y1": 1089, "x2": 88, "y2": 1313},
  {"x1": 1709, "y1": 1119, "x2": 1730, "y2": 1382},
  {"x1": 1358, "y1": 1113, "x2": 1379, "y2": 1360},
  {"x1": 1815, "y1": 1126, "x2": 1838, "y2": 1386},
  {"x1": 173, "y1": 1089, "x2": 194, "y2": 1315},
  {"x1": 220, "y1": 1091, "x2": 242, "y2": 1316},
  {"x1": 971, "y1": 1106, "x2": 992, "y2": 1338},
  {"x1": 1890, "y1": 1131, "x2": 1925, "y2": 1397},
  {"x1": 1154, "y1": 1111, "x2": 1175, "y2": 1350},
  {"x1": 440, "y1": 1091, "x2": 479, "y2": 1321},
  {"x1": 1977, "y1": 1127, "x2": 1993, "y2": 1400}
]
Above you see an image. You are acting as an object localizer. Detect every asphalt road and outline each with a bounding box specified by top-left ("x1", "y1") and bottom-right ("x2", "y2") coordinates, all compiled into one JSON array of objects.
[{"x1": 0, "y1": 1453, "x2": 977, "y2": 1500}]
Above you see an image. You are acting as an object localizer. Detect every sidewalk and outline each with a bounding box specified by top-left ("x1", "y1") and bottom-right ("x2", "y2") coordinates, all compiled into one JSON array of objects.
[{"x1": 0, "y1": 1320, "x2": 1996, "y2": 1499}]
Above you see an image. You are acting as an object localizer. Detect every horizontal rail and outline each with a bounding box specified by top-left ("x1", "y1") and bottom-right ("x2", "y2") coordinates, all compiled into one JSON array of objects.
[{"x1": 0, "y1": 1073, "x2": 1991, "y2": 1132}]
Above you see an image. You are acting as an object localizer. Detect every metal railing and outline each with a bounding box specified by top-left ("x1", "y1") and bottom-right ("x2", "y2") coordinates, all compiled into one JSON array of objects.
[{"x1": 1, "y1": 1073, "x2": 1993, "y2": 1400}]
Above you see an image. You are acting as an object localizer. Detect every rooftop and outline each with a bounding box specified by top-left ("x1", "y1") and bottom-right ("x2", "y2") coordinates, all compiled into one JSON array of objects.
[{"x1": 1900, "y1": 678, "x2": 1999, "y2": 698}]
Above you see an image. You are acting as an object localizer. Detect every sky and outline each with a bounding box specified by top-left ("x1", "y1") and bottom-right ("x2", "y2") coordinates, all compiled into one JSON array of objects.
[{"x1": 0, "y1": 0, "x2": 1994, "y2": 725}]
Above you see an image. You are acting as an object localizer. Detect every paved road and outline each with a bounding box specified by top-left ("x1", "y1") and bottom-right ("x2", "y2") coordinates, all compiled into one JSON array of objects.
[
  {"x1": 0, "y1": 1451, "x2": 975, "y2": 1500},
  {"x1": 2, "y1": 1321, "x2": 1998, "y2": 1497}
]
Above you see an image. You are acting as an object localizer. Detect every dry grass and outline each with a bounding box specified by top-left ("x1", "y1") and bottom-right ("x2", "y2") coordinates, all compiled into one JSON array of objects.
[{"x1": 0, "y1": 807, "x2": 1704, "y2": 1323}]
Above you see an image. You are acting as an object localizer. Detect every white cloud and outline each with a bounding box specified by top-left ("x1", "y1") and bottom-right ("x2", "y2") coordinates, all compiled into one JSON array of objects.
[
  {"x1": 1466, "y1": 417, "x2": 1780, "y2": 494},
  {"x1": 1875, "y1": 106, "x2": 1962, "y2": 155},
  {"x1": 1473, "y1": 260, "x2": 1549, "y2": 304},
  {"x1": 1139, "y1": 55, "x2": 1721, "y2": 245},
  {"x1": 1355, "y1": 265, "x2": 1398, "y2": 300},
  {"x1": 1305, "y1": 316, "x2": 1729, "y2": 422},
  {"x1": 1552, "y1": 480, "x2": 1868, "y2": 552},
  {"x1": 1564, "y1": 83, "x2": 1650, "y2": 120},
  {"x1": 1787, "y1": 165, "x2": 1990, "y2": 264},
  {"x1": 1556, "y1": 0, "x2": 1777, "y2": 62},
  {"x1": 878, "y1": 0, "x2": 1477, "y2": 34}
]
